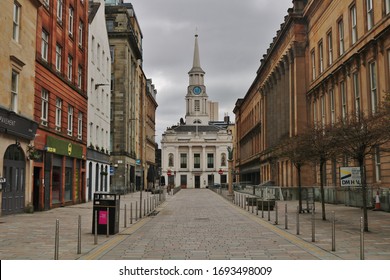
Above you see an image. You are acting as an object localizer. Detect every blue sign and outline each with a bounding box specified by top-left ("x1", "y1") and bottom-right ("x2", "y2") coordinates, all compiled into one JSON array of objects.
[
  {"x1": 110, "y1": 166, "x2": 114, "y2": 175},
  {"x1": 136, "y1": 159, "x2": 141, "y2": 165}
]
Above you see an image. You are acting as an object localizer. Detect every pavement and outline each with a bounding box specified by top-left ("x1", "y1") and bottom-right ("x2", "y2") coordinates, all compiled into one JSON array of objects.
[{"x1": 0, "y1": 188, "x2": 389, "y2": 260}]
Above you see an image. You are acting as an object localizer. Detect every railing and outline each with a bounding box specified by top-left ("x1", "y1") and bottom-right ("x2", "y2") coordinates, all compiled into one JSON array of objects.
[{"x1": 230, "y1": 184, "x2": 390, "y2": 212}]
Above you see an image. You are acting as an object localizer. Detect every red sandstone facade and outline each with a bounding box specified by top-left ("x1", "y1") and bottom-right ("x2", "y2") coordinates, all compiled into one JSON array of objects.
[{"x1": 33, "y1": 0, "x2": 88, "y2": 210}]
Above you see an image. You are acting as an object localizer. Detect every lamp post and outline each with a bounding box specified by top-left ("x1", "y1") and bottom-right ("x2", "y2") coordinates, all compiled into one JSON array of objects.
[{"x1": 227, "y1": 147, "x2": 234, "y2": 195}]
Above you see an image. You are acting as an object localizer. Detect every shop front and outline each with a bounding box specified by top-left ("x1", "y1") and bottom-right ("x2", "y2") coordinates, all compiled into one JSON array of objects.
[
  {"x1": 33, "y1": 135, "x2": 86, "y2": 210},
  {"x1": 0, "y1": 108, "x2": 38, "y2": 215}
]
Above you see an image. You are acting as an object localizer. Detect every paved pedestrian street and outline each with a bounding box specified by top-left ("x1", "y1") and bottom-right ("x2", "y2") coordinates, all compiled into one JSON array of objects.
[{"x1": 1, "y1": 188, "x2": 390, "y2": 260}]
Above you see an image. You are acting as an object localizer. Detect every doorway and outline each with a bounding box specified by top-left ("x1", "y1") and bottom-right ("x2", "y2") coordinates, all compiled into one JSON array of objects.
[
  {"x1": 194, "y1": 175, "x2": 200, "y2": 188},
  {"x1": 33, "y1": 167, "x2": 41, "y2": 211},
  {"x1": 2, "y1": 144, "x2": 26, "y2": 215}
]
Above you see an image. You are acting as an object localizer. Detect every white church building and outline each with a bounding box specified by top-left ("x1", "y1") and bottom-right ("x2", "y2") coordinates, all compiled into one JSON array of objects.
[{"x1": 161, "y1": 34, "x2": 233, "y2": 189}]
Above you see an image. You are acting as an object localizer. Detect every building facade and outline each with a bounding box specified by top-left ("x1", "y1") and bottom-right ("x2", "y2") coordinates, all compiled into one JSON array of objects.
[
  {"x1": 234, "y1": 0, "x2": 309, "y2": 187},
  {"x1": 33, "y1": 0, "x2": 89, "y2": 210},
  {"x1": 306, "y1": 0, "x2": 390, "y2": 186},
  {"x1": 234, "y1": 0, "x2": 390, "y2": 188},
  {"x1": 161, "y1": 34, "x2": 233, "y2": 189},
  {"x1": 106, "y1": 2, "x2": 145, "y2": 193},
  {"x1": 86, "y1": 0, "x2": 111, "y2": 201},
  {"x1": 0, "y1": 0, "x2": 41, "y2": 215}
]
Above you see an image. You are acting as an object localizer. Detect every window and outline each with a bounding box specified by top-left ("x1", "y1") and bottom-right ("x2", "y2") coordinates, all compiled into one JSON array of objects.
[
  {"x1": 67, "y1": 55, "x2": 73, "y2": 81},
  {"x1": 386, "y1": 0, "x2": 390, "y2": 15},
  {"x1": 57, "y1": 0, "x2": 63, "y2": 24},
  {"x1": 41, "y1": 30, "x2": 49, "y2": 61},
  {"x1": 194, "y1": 153, "x2": 200, "y2": 168},
  {"x1": 11, "y1": 70, "x2": 19, "y2": 112},
  {"x1": 374, "y1": 146, "x2": 381, "y2": 182},
  {"x1": 55, "y1": 98, "x2": 62, "y2": 131},
  {"x1": 340, "y1": 81, "x2": 347, "y2": 122},
  {"x1": 350, "y1": 5, "x2": 357, "y2": 45},
  {"x1": 194, "y1": 100, "x2": 200, "y2": 111},
  {"x1": 353, "y1": 72, "x2": 360, "y2": 118},
  {"x1": 78, "y1": 20, "x2": 83, "y2": 47},
  {"x1": 330, "y1": 88, "x2": 335, "y2": 125},
  {"x1": 43, "y1": 0, "x2": 49, "y2": 8},
  {"x1": 318, "y1": 42, "x2": 324, "y2": 74},
  {"x1": 67, "y1": 105, "x2": 73, "y2": 136},
  {"x1": 369, "y1": 61, "x2": 378, "y2": 113},
  {"x1": 78, "y1": 65, "x2": 82, "y2": 89},
  {"x1": 41, "y1": 89, "x2": 49, "y2": 126},
  {"x1": 13, "y1": 2, "x2": 20, "y2": 42},
  {"x1": 168, "y1": 153, "x2": 174, "y2": 167},
  {"x1": 338, "y1": 19, "x2": 345, "y2": 56},
  {"x1": 327, "y1": 31, "x2": 333, "y2": 66},
  {"x1": 55, "y1": 44, "x2": 62, "y2": 72},
  {"x1": 366, "y1": 0, "x2": 374, "y2": 30},
  {"x1": 110, "y1": 46, "x2": 115, "y2": 63},
  {"x1": 313, "y1": 100, "x2": 317, "y2": 126},
  {"x1": 180, "y1": 153, "x2": 187, "y2": 169},
  {"x1": 68, "y1": 6, "x2": 74, "y2": 35},
  {"x1": 207, "y1": 153, "x2": 214, "y2": 169},
  {"x1": 221, "y1": 153, "x2": 226, "y2": 167},
  {"x1": 311, "y1": 49, "x2": 316, "y2": 80},
  {"x1": 321, "y1": 95, "x2": 325, "y2": 127}
]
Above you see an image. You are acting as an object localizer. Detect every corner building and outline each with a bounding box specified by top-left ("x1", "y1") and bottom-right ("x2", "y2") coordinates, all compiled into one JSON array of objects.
[{"x1": 33, "y1": 0, "x2": 89, "y2": 210}]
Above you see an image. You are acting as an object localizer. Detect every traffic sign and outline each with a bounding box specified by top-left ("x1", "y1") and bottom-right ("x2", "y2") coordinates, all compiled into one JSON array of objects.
[
  {"x1": 136, "y1": 159, "x2": 141, "y2": 165},
  {"x1": 218, "y1": 169, "x2": 223, "y2": 175}
]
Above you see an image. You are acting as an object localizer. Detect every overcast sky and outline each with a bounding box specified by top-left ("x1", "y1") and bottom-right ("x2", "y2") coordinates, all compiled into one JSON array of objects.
[{"x1": 126, "y1": 0, "x2": 293, "y2": 144}]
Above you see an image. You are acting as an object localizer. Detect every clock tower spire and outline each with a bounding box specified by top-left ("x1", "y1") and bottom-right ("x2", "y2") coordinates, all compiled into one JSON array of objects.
[{"x1": 186, "y1": 33, "x2": 209, "y2": 125}]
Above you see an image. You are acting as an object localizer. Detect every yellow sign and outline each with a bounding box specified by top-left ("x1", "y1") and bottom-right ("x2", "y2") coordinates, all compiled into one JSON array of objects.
[{"x1": 68, "y1": 143, "x2": 72, "y2": 156}]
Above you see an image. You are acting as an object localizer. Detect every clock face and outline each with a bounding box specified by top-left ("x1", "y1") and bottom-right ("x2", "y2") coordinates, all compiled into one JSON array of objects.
[{"x1": 193, "y1": 86, "x2": 202, "y2": 95}]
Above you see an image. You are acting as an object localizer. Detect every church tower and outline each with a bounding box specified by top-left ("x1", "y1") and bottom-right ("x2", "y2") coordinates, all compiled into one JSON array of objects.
[{"x1": 185, "y1": 34, "x2": 210, "y2": 125}]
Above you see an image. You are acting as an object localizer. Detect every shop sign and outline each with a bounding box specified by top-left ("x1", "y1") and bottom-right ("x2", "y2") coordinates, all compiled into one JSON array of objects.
[
  {"x1": 0, "y1": 107, "x2": 38, "y2": 140},
  {"x1": 0, "y1": 178, "x2": 6, "y2": 184},
  {"x1": 46, "y1": 136, "x2": 83, "y2": 159}
]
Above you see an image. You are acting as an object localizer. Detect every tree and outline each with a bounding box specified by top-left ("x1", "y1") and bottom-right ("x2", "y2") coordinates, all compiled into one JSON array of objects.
[
  {"x1": 332, "y1": 110, "x2": 390, "y2": 231},
  {"x1": 277, "y1": 134, "x2": 308, "y2": 213},
  {"x1": 302, "y1": 123, "x2": 339, "y2": 220}
]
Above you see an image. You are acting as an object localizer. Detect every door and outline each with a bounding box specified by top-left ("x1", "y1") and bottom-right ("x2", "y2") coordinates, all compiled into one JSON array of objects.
[
  {"x1": 33, "y1": 167, "x2": 41, "y2": 211},
  {"x1": 194, "y1": 175, "x2": 200, "y2": 188},
  {"x1": 2, "y1": 144, "x2": 26, "y2": 215}
]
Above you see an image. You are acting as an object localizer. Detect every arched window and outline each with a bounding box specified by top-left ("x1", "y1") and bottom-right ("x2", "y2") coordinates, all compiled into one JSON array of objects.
[
  {"x1": 168, "y1": 153, "x2": 174, "y2": 167},
  {"x1": 221, "y1": 153, "x2": 226, "y2": 167}
]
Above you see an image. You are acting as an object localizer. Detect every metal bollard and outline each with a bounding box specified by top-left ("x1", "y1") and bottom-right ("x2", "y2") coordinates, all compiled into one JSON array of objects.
[
  {"x1": 252, "y1": 199, "x2": 254, "y2": 213},
  {"x1": 130, "y1": 203, "x2": 133, "y2": 224},
  {"x1": 296, "y1": 206, "x2": 300, "y2": 235},
  {"x1": 256, "y1": 201, "x2": 259, "y2": 216},
  {"x1": 77, "y1": 215, "x2": 81, "y2": 254},
  {"x1": 106, "y1": 207, "x2": 109, "y2": 238},
  {"x1": 275, "y1": 202, "x2": 278, "y2": 225},
  {"x1": 267, "y1": 200, "x2": 270, "y2": 221},
  {"x1": 261, "y1": 199, "x2": 264, "y2": 218},
  {"x1": 332, "y1": 211, "x2": 335, "y2": 251},
  {"x1": 124, "y1": 204, "x2": 127, "y2": 228},
  {"x1": 285, "y1": 204, "x2": 288, "y2": 229},
  {"x1": 311, "y1": 207, "x2": 315, "y2": 242},
  {"x1": 54, "y1": 219, "x2": 59, "y2": 260},
  {"x1": 360, "y1": 217, "x2": 364, "y2": 260},
  {"x1": 94, "y1": 210, "x2": 98, "y2": 245},
  {"x1": 143, "y1": 199, "x2": 146, "y2": 217},
  {"x1": 135, "y1": 201, "x2": 138, "y2": 222}
]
